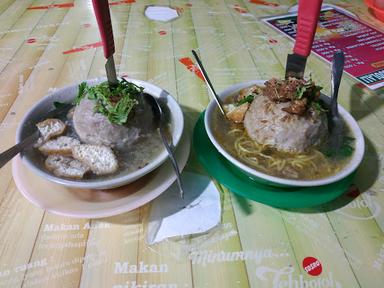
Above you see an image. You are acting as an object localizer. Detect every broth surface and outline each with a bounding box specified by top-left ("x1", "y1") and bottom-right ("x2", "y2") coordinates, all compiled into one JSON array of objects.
[
  {"x1": 29, "y1": 105, "x2": 166, "y2": 182},
  {"x1": 66, "y1": 110, "x2": 165, "y2": 181}
]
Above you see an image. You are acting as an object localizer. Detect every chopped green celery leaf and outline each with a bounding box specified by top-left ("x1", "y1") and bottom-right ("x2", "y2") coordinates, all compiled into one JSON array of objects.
[
  {"x1": 74, "y1": 79, "x2": 141, "y2": 125},
  {"x1": 324, "y1": 136, "x2": 355, "y2": 158},
  {"x1": 296, "y1": 86, "x2": 306, "y2": 99},
  {"x1": 73, "y1": 82, "x2": 87, "y2": 105},
  {"x1": 237, "y1": 95, "x2": 254, "y2": 106}
]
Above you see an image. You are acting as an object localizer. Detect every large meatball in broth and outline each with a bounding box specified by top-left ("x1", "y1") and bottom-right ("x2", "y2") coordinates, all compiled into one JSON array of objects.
[
  {"x1": 73, "y1": 95, "x2": 154, "y2": 148},
  {"x1": 244, "y1": 96, "x2": 328, "y2": 153}
]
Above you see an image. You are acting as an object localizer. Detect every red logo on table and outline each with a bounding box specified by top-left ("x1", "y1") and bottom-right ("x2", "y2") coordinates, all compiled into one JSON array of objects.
[
  {"x1": 179, "y1": 57, "x2": 204, "y2": 81},
  {"x1": 28, "y1": 2, "x2": 74, "y2": 10},
  {"x1": 62, "y1": 42, "x2": 102, "y2": 55},
  {"x1": 109, "y1": 0, "x2": 136, "y2": 6},
  {"x1": 302, "y1": 256, "x2": 322, "y2": 276},
  {"x1": 26, "y1": 38, "x2": 36, "y2": 44}
]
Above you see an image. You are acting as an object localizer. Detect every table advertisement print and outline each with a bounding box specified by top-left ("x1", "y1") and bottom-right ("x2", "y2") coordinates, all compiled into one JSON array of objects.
[{"x1": 262, "y1": 8, "x2": 384, "y2": 90}]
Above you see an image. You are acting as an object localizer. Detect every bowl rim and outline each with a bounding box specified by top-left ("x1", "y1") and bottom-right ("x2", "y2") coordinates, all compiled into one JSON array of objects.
[
  {"x1": 204, "y1": 80, "x2": 365, "y2": 187},
  {"x1": 16, "y1": 77, "x2": 184, "y2": 189}
]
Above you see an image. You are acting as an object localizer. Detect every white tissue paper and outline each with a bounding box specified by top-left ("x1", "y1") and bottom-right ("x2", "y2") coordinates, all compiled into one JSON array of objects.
[
  {"x1": 144, "y1": 6, "x2": 179, "y2": 22},
  {"x1": 147, "y1": 171, "x2": 221, "y2": 245}
]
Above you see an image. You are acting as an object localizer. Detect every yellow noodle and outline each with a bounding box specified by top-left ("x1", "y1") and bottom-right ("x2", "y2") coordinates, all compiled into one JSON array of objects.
[
  {"x1": 309, "y1": 160, "x2": 318, "y2": 170},
  {"x1": 228, "y1": 129, "x2": 243, "y2": 135},
  {"x1": 259, "y1": 153, "x2": 273, "y2": 160},
  {"x1": 292, "y1": 163, "x2": 304, "y2": 170},
  {"x1": 269, "y1": 161, "x2": 280, "y2": 169},
  {"x1": 226, "y1": 127, "x2": 350, "y2": 180},
  {"x1": 278, "y1": 160, "x2": 286, "y2": 171}
]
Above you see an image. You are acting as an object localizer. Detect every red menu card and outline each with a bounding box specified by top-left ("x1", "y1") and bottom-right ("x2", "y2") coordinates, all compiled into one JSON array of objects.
[{"x1": 263, "y1": 8, "x2": 384, "y2": 90}]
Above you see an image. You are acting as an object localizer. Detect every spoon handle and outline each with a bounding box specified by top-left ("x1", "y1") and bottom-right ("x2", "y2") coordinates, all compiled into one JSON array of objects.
[
  {"x1": 0, "y1": 131, "x2": 39, "y2": 169},
  {"x1": 143, "y1": 93, "x2": 185, "y2": 199},
  {"x1": 331, "y1": 51, "x2": 345, "y2": 117},
  {"x1": 159, "y1": 125, "x2": 185, "y2": 199},
  {"x1": 191, "y1": 50, "x2": 226, "y2": 116}
]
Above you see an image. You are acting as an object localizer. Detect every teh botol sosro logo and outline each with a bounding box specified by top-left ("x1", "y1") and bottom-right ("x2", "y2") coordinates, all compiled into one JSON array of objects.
[
  {"x1": 256, "y1": 257, "x2": 342, "y2": 288},
  {"x1": 303, "y1": 256, "x2": 322, "y2": 276}
]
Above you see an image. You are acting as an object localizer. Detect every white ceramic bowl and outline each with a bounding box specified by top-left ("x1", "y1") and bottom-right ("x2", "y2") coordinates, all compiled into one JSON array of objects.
[
  {"x1": 16, "y1": 78, "x2": 184, "y2": 189},
  {"x1": 205, "y1": 80, "x2": 365, "y2": 187}
]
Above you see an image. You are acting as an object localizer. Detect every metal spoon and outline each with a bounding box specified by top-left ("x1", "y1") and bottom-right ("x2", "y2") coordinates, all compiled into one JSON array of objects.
[
  {"x1": 0, "y1": 131, "x2": 39, "y2": 169},
  {"x1": 329, "y1": 50, "x2": 345, "y2": 152},
  {"x1": 191, "y1": 50, "x2": 226, "y2": 116},
  {"x1": 143, "y1": 93, "x2": 184, "y2": 199},
  {"x1": 0, "y1": 103, "x2": 72, "y2": 169}
]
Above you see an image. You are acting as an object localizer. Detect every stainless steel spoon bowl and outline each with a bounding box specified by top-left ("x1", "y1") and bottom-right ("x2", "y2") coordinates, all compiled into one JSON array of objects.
[{"x1": 329, "y1": 50, "x2": 345, "y2": 152}]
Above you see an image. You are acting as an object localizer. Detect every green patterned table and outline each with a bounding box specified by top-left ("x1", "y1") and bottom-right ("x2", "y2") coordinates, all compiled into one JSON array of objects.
[{"x1": 0, "y1": 1, "x2": 383, "y2": 287}]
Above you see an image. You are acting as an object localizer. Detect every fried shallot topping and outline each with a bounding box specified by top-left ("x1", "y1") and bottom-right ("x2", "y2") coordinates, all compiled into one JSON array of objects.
[{"x1": 263, "y1": 77, "x2": 323, "y2": 116}]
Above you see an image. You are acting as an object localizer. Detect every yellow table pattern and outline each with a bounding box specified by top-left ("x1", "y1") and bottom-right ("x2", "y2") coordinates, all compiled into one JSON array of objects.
[{"x1": 0, "y1": 0, "x2": 384, "y2": 287}]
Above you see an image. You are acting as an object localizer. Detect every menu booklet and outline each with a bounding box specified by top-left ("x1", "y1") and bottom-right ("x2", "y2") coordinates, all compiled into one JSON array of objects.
[{"x1": 263, "y1": 8, "x2": 384, "y2": 90}]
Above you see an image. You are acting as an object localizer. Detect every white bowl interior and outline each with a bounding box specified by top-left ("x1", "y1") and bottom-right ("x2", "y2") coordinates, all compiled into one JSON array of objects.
[
  {"x1": 16, "y1": 78, "x2": 184, "y2": 189},
  {"x1": 205, "y1": 80, "x2": 365, "y2": 187}
]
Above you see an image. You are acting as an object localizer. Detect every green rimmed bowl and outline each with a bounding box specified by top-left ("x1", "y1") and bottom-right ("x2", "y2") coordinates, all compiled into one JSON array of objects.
[{"x1": 204, "y1": 80, "x2": 365, "y2": 188}]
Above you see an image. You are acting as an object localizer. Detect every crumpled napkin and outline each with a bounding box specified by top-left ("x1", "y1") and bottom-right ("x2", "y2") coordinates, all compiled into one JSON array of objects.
[
  {"x1": 147, "y1": 171, "x2": 221, "y2": 244},
  {"x1": 144, "y1": 6, "x2": 179, "y2": 22}
]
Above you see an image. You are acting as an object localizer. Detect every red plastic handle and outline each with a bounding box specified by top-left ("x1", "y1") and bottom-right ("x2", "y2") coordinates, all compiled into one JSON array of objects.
[
  {"x1": 91, "y1": 0, "x2": 115, "y2": 58},
  {"x1": 293, "y1": 0, "x2": 323, "y2": 57}
]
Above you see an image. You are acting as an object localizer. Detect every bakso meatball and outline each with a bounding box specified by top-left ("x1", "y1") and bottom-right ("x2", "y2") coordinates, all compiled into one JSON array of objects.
[
  {"x1": 73, "y1": 95, "x2": 154, "y2": 148},
  {"x1": 244, "y1": 96, "x2": 327, "y2": 153}
]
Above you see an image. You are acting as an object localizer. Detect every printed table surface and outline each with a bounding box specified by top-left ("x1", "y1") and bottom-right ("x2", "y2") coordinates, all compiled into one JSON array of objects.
[{"x1": 0, "y1": 1, "x2": 384, "y2": 287}]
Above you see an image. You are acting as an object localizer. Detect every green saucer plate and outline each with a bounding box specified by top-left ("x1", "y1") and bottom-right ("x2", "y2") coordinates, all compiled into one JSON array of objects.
[{"x1": 193, "y1": 112, "x2": 354, "y2": 208}]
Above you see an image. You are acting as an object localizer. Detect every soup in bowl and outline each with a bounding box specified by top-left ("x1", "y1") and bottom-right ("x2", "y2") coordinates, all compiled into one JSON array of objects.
[
  {"x1": 205, "y1": 79, "x2": 365, "y2": 187},
  {"x1": 16, "y1": 78, "x2": 184, "y2": 190}
]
